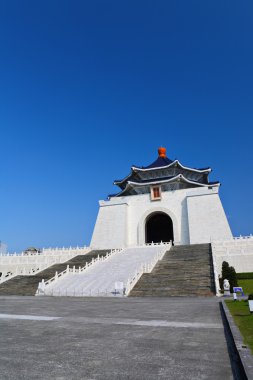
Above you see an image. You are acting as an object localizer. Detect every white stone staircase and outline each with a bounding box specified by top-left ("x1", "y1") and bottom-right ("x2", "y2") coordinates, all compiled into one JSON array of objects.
[{"x1": 42, "y1": 245, "x2": 168, "y2": 297}]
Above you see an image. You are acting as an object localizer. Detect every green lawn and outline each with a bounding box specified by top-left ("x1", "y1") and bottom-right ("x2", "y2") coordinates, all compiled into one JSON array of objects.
[
  {"x1": 238, "y1": 279, "x2": 253, "y2": 295},
  {"x1": 225, "y1": 300, "x2": 253, "y2": 353}
]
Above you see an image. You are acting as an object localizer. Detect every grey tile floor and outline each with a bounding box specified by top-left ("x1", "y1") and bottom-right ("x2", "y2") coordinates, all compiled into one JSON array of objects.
[{"x1": 0, "y1": 296, "x2": 239, "y2": 379}]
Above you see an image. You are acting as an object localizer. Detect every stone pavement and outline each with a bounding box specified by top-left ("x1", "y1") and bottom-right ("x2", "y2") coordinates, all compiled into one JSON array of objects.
[{"x1": 0, "y1": 296, "x2": 243, "y2": 379}]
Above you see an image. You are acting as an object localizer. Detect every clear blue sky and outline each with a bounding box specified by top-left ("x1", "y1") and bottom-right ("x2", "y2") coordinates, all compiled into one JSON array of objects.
[{"x1": 0, "y1": 1, "x2": 252, "y2": 252}]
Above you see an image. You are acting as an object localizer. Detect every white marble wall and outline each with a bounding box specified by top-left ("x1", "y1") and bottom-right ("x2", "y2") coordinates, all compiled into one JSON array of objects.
[
  {"x1": 90, "y1": 186, "x2": 233, "y2": 249},
  {"x1": 212, "y1": 237, "x2": 253, "y2": 274},
  {"x1": 0, "y1": 247, "x2": 90, "y2": 284},
  {"x1": 187, "y1": 191, "x2": 232, "y2": 244}
]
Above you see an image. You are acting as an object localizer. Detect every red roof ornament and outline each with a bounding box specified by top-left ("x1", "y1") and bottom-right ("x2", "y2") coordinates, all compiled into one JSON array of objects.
[{"x1": 158, "y1": 147, "x2": 166, "y2": 158}]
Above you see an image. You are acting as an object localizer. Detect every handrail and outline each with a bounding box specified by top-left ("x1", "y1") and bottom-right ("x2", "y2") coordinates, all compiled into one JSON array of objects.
[
  {"x1": 211, "y1": 236, "x2": 253, "y2": 244},
  {"x1": 0, "y1": 248, "x2": 91, "y2": 284},
  {"x1": 36, "y1": 248, "x2": 123, "y2": 296},
  {"x1": 144, "y1": 241, "x2": 171, "y2": 246},
  {"x1": 0, "y1": 262, "x2": 51, "y2": 284},
  {"x1": 41, "y1": 243, "x2": 171, "y2": 297},
  {"x1": 233, "y1": 235, "x2": 253, "y2": 240},
  {"x1": 210, "y1": 245, "x2": 221, "y2": 296},
  {"x1": 0, "y1": 245, "x2": 88, "y2": 257},
  {"x1": 125, "y1": 242, "x2": 171, "y2": 296}
]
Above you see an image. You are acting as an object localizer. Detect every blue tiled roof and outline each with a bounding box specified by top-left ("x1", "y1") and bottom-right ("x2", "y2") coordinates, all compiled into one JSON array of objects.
[{"x1": 135, "y1": 156, "x2": 174, "y2": 169}]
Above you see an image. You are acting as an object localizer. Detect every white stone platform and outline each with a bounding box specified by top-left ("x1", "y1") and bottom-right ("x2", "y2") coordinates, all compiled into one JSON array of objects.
[
  {"x1": 43, "y1": 245, "x2": 166, "y2": 297},
  {"x1": 0, "y1": 247, "x2": 90, "y2": 284}
]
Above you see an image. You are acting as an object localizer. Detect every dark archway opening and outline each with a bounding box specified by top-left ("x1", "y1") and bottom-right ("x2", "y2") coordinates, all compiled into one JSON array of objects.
[{"x1": 145, "y1": 212, "x2": 174, "y2": 244}]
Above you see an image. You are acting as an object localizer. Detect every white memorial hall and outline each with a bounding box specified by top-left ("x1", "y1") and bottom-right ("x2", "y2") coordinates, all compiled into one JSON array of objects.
[
  {"x1": 0, "y1": 146, "x2": 252, "y2": 297},
  {"x1": 91, "y1": 147, "x2": 232, "y2": 249}
]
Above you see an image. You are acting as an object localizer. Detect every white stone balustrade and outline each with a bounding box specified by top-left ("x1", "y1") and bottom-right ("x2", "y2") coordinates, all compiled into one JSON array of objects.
[
  {"x1": 38, "y1": 243, "x2": 170, "y2": 297},
  {"x1": 36, "y1": 249, "x2": 121, "y2": 295},
  {"x1": 0, "y1": 246, "x2": 90, "y2": 284},
  {"x1": 0, "y1": 245, "x2": 87, "y2": 257},
  {"x1": 212, "y1": 236, "x2": 253, "y2": 274},
  {"x1": 210, "y1": 249, "x2": 221, "y2": 296},
  {"x1": 125, "y1": 243, "x2": 171, "y2": 295}
]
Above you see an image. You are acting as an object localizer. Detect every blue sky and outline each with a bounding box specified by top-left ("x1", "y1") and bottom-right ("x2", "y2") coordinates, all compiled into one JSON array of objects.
[{"x1": 0, "y1": 1, "x2": 252, "y2": 252}]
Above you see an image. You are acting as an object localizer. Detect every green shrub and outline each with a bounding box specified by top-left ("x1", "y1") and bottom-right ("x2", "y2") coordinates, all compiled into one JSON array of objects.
[
  {"x1": 221, "y1": 261, "x2": 238, "y2": 292},
  {"x1": 248, "y1": 294, "x2": 253, "y2": 300},
  {"x1": 237, "y1": 273, "x2": 253, "y2": 280}
]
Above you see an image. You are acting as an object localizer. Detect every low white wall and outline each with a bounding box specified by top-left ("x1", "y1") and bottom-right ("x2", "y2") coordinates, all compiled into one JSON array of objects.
[
  {"x1": 0, "y1": 246, "x2": 90, "y2": 284},
  {"x1": 212, "y1": 237, "x2": 253, "y2": 274}
]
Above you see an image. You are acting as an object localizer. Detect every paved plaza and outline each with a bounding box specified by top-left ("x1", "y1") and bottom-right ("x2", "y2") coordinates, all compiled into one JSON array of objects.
[{"x1": 0, "y1": 296, "x2": 243, "y2": 379}]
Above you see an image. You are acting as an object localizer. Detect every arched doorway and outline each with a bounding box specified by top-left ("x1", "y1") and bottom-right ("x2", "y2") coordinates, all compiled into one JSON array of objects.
[{"x1": 145, "y1": 212, "x2": 174, "y2": 244}]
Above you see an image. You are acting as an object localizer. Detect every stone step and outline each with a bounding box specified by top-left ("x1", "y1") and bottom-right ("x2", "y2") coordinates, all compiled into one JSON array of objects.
[
  {"x1": 153, "y1": 264, "x2": 211, "y2": 271},
  {"x1": 135, "y1": 276, "x2": 214, "y2": 284},
  {"x1": 154, "y1": 260, "x2": 211, "y2": 265},
  {"x1": 152, "y1": 267, "x2": 212, "y2": 273},
  {"x1": 130, "y1": 290, "x2": 214, "y2": 297},
  {"x1": 132, "y1": 284, "x2": 213, "y2": 291},
  {"x1": 153, "y1": 269, "x2": 211, "y2": 274},
  {"x1": 129, "y1": 243, "x2": 215, "y2": 297},
  {"x1": 159, "y1": 252, "x2": 210, "y2": 258},
  {"x1": 166, "y1": 252, "x2": 210, "y2": 257},
  {"x1": 131, "y1": 285, "x2": 213, "y2": 292},
  {"x1": 0, "y1": 249, "x2": 110, "y2": 296}
]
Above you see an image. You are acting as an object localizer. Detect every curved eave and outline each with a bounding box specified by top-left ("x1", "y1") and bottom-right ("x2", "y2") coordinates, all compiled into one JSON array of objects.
[
  {"x1": 132, "y1": 160, "x2": 211, "y2": 174},
  {"x1": 114, "y1": 169, "x2": 134, "y2": 186},
  {"x1": 114, "y1": 160, "x2": 211, "y2": 186},
  {"x1": 112, "y1": 174, "x2": 220, "y2": 198}
]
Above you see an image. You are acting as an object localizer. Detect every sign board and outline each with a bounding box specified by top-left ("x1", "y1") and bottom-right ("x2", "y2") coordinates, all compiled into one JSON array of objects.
[
  {"x1": 115, "y1": 281, "x2": 124, "y2": 290},
  {"x1": 233, "y1": 287, "x2": 243, "y2": 293}
]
